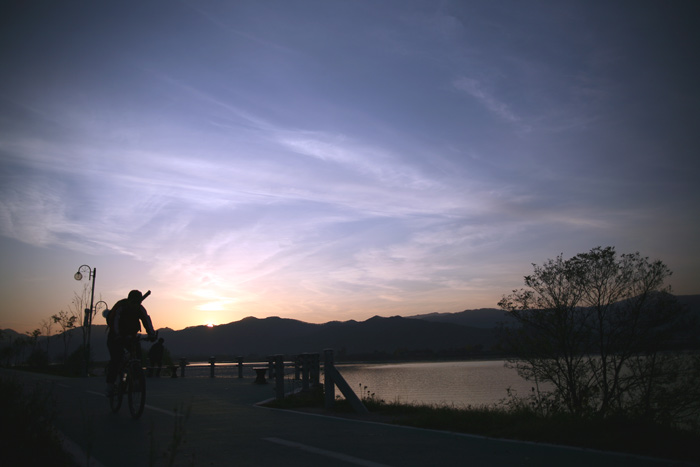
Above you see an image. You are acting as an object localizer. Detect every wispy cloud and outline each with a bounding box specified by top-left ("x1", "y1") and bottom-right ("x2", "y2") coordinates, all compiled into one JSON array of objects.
[
  {"x1": 182, "y1": 0, "x2": 296, "y2": 55},
  {"x1": 278, "y1": 131, "x2": 439, "y2": 190},
  {"x1": 453, "y1": 77, "x2": 521, "y2": 124}
]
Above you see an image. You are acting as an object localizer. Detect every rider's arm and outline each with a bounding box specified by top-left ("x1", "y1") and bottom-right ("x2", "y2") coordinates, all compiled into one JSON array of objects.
[{"x1": 139, "y1": 305, "x2": 156, "y2": 337}]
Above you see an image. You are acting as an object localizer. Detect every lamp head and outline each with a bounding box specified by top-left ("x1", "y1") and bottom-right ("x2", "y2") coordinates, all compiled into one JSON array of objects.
[{"x1": 74, "y1": 271, "x2": 83, "y2": 281}]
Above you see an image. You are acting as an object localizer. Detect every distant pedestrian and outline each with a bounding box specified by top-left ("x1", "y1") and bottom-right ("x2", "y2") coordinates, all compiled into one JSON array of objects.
[{"x1": 148, "y1": 338, "x2": 165, "y2": 377}]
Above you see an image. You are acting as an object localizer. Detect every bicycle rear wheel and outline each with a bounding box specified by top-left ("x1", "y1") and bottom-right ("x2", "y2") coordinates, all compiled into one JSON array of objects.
[
  {"x1": 127, "y1": 362, "x2": 146, "y2": 419},
  {"x1": 109, "y1": 372, "x2": 125, "y2": 413}
]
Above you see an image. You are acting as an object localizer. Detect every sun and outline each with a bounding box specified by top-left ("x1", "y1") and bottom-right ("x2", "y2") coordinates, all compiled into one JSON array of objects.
[{"x1": 206, "y1": 323, "x2": 215, "y2": 328}]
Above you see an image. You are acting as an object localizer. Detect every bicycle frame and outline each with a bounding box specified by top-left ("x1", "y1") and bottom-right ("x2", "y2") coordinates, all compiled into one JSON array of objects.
[{"x1": 109, "y1": 334, "x2": 149, "y2": 419}]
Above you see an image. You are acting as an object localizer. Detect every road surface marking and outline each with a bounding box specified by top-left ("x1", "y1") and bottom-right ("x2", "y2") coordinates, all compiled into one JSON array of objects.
[
  {"x1": 145, "y1": 403, "x2": 183, "y2": 417},
  {"x1": 56, "y1": 428, "x2": 108, "y2": 467},
  {"x1": 264, "y1": 437, "x2": 392, "y2": 467}
]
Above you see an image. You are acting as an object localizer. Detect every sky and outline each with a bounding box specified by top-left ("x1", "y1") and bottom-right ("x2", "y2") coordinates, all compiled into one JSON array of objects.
[{"x1": 1, "y1": 0, "x2": 699, "y2": 334}]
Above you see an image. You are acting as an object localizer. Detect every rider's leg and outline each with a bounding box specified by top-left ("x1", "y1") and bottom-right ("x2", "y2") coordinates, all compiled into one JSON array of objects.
[{"x1": 106, "y1": 335, "x2": 124, "y2": 387}]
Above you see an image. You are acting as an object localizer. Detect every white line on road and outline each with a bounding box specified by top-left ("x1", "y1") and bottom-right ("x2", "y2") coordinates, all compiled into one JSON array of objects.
[
  {"x1": 56, "y1": 428, "x2": 108, "y2": 467},
  {"x1": 264, "y1": 437, "x2": 392, "y2": 467},
  {"x1": 145, "y1": 403, "x2": 183, "y2": 417}
]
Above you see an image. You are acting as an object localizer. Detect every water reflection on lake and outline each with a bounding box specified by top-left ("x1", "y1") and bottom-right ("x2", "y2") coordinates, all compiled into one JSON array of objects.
[{"x1": 336, "y1": 360, "x2": 534, "y2": 407}]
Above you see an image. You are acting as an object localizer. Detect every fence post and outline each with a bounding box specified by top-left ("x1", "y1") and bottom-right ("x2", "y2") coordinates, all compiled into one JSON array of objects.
[
  {"x1": 237, "y1": 356, "x2": 243, "y2": 378},
  {"x1": 324, "y1": 349, "x2": 335, "y2": 409},
  {"x1": 325, "y1": 358, "x2": 368, "y2": 414},
  {"x1": 209, "y1": 356, "x2": 216, "y2": 378},
  {"x1": 275, "y1": 354, "x2": 285, "y2": 400},
  {"x1": 310, "y1": 353, "x2": 320, "y2": 387},
  {"x1": 267, "y1": 356, "x2": 275, "y2": 379},
  {"x1": 301, "y1": 353, "x2": 310, "y2": 391}
]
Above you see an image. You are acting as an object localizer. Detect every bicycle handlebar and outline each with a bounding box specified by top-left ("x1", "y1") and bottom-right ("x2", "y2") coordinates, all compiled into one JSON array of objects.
[{"x1": 126, "y1": 330, "x2": 158, "y2": 344}]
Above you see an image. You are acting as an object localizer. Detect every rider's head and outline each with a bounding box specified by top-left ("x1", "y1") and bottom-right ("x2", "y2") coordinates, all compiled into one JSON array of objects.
[{"x1": 128, "y1": 289, "x2": 143, "y2": 304}]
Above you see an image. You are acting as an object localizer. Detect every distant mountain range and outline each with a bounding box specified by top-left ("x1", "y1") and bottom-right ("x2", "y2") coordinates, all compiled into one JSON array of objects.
[
  {"x1": 2, "y1": 295, "x2": 698, "y2": 363},
  {"x1": 156, "y1": 313, "x2": 504, "y2": 361},
  {"x1": 408, "y1": 308, "x2": 514, "y2": 328}
]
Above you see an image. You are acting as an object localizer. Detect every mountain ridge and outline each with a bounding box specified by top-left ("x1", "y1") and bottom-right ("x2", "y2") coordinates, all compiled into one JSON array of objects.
[{"x1": 3, "y1": 295, "x2": 698, "y2": 363}]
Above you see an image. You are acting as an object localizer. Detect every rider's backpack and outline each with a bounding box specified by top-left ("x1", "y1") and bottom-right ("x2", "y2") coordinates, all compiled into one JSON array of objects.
[{"x1": 107, "y1": 298, "x2": 142, "y2": 335}]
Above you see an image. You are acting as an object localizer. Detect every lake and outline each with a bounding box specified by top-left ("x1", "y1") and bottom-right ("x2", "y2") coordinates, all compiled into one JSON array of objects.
[
  {"x1": 188, "y1": 359, "x2": 535, "y2": 407},
  {"x1": 334, "y1": 360, "x2": 537, "y2": 407}
]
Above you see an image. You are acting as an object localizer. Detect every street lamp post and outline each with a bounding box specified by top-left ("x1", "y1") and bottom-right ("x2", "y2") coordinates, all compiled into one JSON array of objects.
[
  {"x1": 74, "y1": 264, "x2": 96, "y2": 376},
  {"x1": 95, "y1": 300, "x2": 109, "y2": 318}
]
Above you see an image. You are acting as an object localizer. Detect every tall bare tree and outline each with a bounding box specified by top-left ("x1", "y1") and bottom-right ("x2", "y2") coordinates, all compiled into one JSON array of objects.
[
  {"x1": 499, "y1": 246, "x2": 699, "y2": 425},
  {"x1": 26, "y1": 329, "x2": 41, "y2": 352},
  {"x1": 41, "y1": 318, "x2": 53, "y2": 356},
  {"x1": 68, "y1": 283, "x2": 94, "y2": 351},
  {"x1": 52, "y1": 310, "x2": 77, "y2": 364}
]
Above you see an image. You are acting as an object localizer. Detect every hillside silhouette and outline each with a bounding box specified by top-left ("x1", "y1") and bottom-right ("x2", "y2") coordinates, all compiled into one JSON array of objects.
[
  {"x1": 155, "y1": 314, "x2": 497, "y2": 360},
  {"x1": 3, "y1": 310, "x2": 506, "y2": 363},
  {"x1": 3, "y1": 295, "x2": 698, "y2": 363},
  {"x1": 408, "y1": 308, "x2": 514, "y2": 328}
]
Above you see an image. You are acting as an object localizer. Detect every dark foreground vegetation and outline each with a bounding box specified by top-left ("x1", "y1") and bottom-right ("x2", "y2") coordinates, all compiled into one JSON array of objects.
[
  {"x1": 264, "y1": 386, "x2": 700, "y2": 465},
  {"x1": 0, "y1": 376, "x2": 74, "y2": 466}
]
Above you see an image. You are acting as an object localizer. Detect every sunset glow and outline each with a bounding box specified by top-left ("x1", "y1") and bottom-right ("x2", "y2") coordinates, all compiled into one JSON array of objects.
[{"x1": 1, "y1": 1, "x2": 698, "y2": 334}]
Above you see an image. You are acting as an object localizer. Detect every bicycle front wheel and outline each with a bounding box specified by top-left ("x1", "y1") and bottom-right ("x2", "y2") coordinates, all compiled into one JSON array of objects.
[
  {"x1": 110, "y1": 372, "x2": 125, "y2": 413},
  {"x1": 127, "y1": 362, "x2": 146, "y2": 419}
]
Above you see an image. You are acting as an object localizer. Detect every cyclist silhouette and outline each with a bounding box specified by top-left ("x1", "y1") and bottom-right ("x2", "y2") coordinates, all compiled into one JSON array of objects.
[{"x1": 105, "y1": 290, "x2": 156, "y2": 396}]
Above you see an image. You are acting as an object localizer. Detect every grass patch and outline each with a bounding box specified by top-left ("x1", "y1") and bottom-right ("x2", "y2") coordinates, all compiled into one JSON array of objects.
[
  {"x1": 378, "y1": 402, "x2": 699, "y2": 463},
  {"x1": 0, "y1": 376, "x2": 74, "y2": 466},
  {"x1": 264, "y1": 387, "x2": 700, "y2": 464}
]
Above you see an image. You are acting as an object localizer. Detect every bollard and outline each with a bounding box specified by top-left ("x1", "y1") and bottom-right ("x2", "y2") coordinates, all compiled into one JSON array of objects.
[
  {"x1": 253, "y1": 367, "x2": 267, "y2": 384},
  {"x1": 324, "y1": 349, "x2": 335, "y2": 409},
  {"x1": 209, "y1": 356, "x2": 216, "y2": 378},
  {"x1": 275, "y1": 354, "x2": 284, "y2": 400},
  {"x1": 237, "y1": 356, "x2": 243, "y2": 378},
  {"x1": 179, "y1": 357, "x2": 187, "y2": 377}
]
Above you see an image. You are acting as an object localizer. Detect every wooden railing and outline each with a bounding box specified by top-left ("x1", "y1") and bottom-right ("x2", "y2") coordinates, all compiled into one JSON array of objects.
[{"x1": 173, "y1": 349, "x2": 367, "y2": 414}]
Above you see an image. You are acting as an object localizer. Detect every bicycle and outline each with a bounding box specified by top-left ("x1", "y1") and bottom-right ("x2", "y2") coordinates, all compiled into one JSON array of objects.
[{"x1": 109, "y1": 333, "x2": 154, "y2": 419}]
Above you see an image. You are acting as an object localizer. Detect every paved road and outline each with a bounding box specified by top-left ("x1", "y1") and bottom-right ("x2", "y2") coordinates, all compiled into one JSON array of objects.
[{"x1": 1, "y1": 369, "x2": 690, "y2": 467}]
